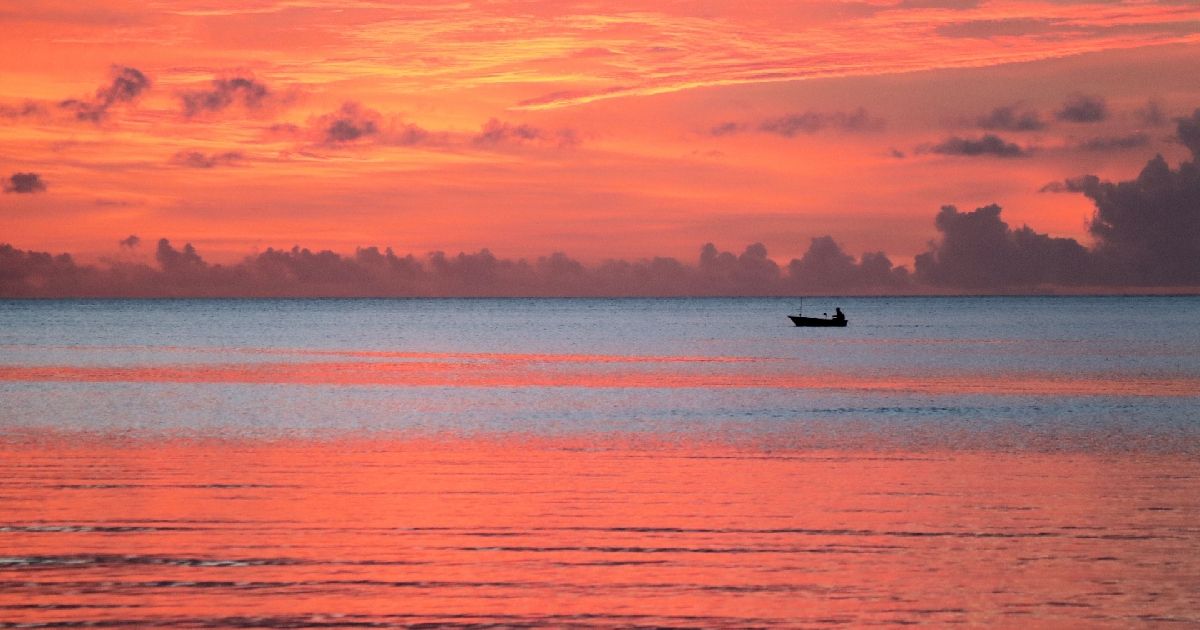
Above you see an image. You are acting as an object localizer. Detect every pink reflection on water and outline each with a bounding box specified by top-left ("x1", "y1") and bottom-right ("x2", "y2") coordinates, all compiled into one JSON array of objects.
[
  {"x1": 1, "y1": 437, "x2": 1198, "y2": 626},
  {"x1": 0, "y1": 358, "x2": 1196, "y2": 396}
]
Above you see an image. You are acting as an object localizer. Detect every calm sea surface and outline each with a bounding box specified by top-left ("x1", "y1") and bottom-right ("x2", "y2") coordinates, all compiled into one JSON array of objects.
[{"x1": 1, "y1": 297, "x2": 1198, "y2": 627}]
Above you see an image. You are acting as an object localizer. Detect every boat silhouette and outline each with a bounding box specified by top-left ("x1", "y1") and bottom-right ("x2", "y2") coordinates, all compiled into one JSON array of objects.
[{"x1": 788, "y1": 304, "x2": 847, "y2": 327}]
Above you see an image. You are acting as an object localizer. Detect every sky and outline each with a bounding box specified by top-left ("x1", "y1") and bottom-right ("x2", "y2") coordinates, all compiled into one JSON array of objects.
[{"x1": 2, "y1": 0, "x2": 1200, "y2": 294}]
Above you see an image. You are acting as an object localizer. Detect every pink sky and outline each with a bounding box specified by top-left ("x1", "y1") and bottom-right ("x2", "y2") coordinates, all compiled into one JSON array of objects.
[{"x1": 2, "y1": 0, "x2": 1199, "y2": 269}]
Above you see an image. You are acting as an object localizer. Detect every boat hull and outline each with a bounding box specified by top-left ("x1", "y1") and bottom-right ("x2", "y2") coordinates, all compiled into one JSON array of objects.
[{"x1": 788, "y1": 315, "x2": 847, "y2": 327}]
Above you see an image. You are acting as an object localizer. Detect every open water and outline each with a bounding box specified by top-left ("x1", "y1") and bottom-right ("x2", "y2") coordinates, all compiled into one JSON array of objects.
[{"x1": 1, "y1": 297, "x2": 1198, "y2": 627}]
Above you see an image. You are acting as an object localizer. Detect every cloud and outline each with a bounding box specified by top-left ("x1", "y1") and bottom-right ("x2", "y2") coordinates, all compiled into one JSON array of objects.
[
  {"x1": 1135, "y1": 100, "x2": 1167, "y2": 127},
  {"x1": 1177, "y1": 109, "x2": 1200, "y2": 156},
  {"x1": 169, "y1": 150, "x2": 243, "y2": 168},
  {"x1": 58, "y1": 65, "x2": 149, "y2": 123},
  {"x1": 0, "y1": 237, "x2": 910, "y2": 298},
  {"x1": 0, "y1": 101, "x2": 48, "y2": 120},
  {"x1": 923, "y1": 111, "x2": 1200, "y2": 288},
  {"x1": 307, "y1": 102, "x2": 430, "y2": 146},
  {"x1": 787, "y1": 236, "x2": 910, "y2": 292},
  {"x1": 711, "y1": 108, "x2": 884, "y2": 137},
  {"x1": 3, "y1": 172, "x2": 47, "y2": 194},
  {"x1": 1055, "y1": 93, "x2": 1108, "y2": 123},
  {"x1": 1075, "y1": 133, "x2": 1149, "y2": 152},
  {"x1": 914, "y1": 204, "x2": 1094, "y2": 288},
  {"x1": 936, "y1": 18, "x2": 1057, "y2": 39},
  {"x1": 1038, "y1": 175, "x2": 1100, "y2": 194},
  {"x1": 1084, "y1": 109, "x2": 1200, "y2": 285},
  {"x1": 472, "y1": 118, "x2": 580, "y2": 148},
  {"x1": 976, "y1": 105, "x2": 1045, "y2": 131},
  {"x1": 180, "y1": 75, "x2": 276, "y2": 117},
  {"x1": 8, "y1": 112, "x2": 1200, "y2": 296},
  {"x1": 118, "y1": 235, "x2": 140, "y2": 249},
  {"x1": 928, "y1": 134, "x2": 1028, "y2": 157}
]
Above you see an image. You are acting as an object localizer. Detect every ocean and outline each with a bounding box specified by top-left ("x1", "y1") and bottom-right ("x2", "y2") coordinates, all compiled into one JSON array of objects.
[{"x1": 1, "y1": 296, "x2": 1198, "y2": 627}]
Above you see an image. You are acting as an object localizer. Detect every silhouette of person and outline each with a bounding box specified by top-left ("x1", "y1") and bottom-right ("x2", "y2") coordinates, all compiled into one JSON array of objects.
[{"x1": 833, "y1": 307, "x2": 845, "y2": 321}]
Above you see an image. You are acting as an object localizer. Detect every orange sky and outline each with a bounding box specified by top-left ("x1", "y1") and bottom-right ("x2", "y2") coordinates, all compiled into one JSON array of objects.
[{"x1": 2, "y1": 0, "x2": 1199, "y2": 266}]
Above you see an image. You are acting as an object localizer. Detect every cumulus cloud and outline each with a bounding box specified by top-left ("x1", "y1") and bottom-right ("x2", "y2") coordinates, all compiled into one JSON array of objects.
[
  {"x1": 3, "y1": 172, "x2": 46, "y2": 194},
  {"x1": 697, "y1": 242, "x2": 782, "y2": 293},
  {"x1": 180, "y1": 75, "x2": 276, "y2": 117},
  {"x1": 1083, "y1": 109, "x2": 1200, "y2": 285},
  {"x1": 711, "y1": 108, "x2": 884, "y2": 137},
  {"x1": 976, "y1": 105, "x2": 1044, "y2": 131},
  {"x1": 0, "y1": 237, "x2": 912, "y2": 298},
  {"x1": 923, "y1": 110, "x2": 1200, "y2": 288},
  {"x1": 472, "y1": 118, "x2": 580, "y2": 148},
  {"x1": 787, "y1": 236, "x2": 909, "y2": 292},
  {"x1": 928, "y1": 134, "x2": 1028, "y2": 157},
  {"x1": 169, "y1": 150, "x2": 243, "y2": 168},
  {"x1": 59, "y1": 65, "x2": 149, "y2": 123},
  {"x1": 1055, "y1": 93, "x2": 1108, "y2": 123},
  {"x1": 914, "y1": 204, "x2": 1093, "y2": 288}
]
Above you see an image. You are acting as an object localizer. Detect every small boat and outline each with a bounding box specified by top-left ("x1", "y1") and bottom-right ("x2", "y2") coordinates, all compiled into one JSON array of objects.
[
  {"x1": 788, "y1": 314, "x2": 847, "y2": 327},
  {"x1": 788, "y1": 302, "x2": 847, "y2": 327}
]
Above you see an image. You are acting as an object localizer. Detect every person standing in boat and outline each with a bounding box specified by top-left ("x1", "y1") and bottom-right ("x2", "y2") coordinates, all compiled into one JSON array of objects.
[{"x1": 833, "y1": 307, "x2": 845, "y2": 322}]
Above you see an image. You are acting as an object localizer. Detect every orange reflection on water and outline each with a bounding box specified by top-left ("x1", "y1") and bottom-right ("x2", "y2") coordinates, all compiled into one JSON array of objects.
[
  {"x1": 1, "y1": 437, "x2": 1198, "y2": 626},
  {"x1": 0, "y1": 358, "x2": 1196, "y2": 396}
]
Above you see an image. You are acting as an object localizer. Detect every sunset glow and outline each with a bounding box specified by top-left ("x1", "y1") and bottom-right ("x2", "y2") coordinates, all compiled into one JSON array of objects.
[{"x1": 4, "y1": 1, "x2": 1200, "y2": 294}]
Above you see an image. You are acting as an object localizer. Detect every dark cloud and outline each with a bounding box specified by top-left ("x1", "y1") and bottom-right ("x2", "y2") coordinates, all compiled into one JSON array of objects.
[
  {"x1": 307, "y1": 102, "x2": 430, "y2": 146},
  {"x1": 914, "y1": 204, "x2": 1094, "y2": 288},
  {"x1": 1075, "y1": 132, "x2": 1149, "y2": 152},
  {"x1": 118, "y1": 235, "x2": 140, "y2": 249},
  {"x1": 0, "y1": 245, "x2": 91, "y2": 296},
  {"x1": 712, "y1": 108, "x2": 884, "y2": 138},
  {"x1": 921, "y1": 111, "x2": 1200, "y2": 288},
  {"x1": 1084, "y1": 109, "x2": 1200, "y2": 285},
  {"x1": 1177, "y1": 109, "x2": 1200, "y2": 156},
  {"x1": 0, "y1": 237, "x2": 909, "y2": 297},
  {"x1": 3, "y1": 172, "x2": 46, "y2": 194},
  {"x1": 787, "y1": 236, "x2": 909, "y2": 292},
  {"x1": 472, "y1": 118, "x2": 580, "y2": 148},
  {"x1": 697, "y1": 242, "x2": 781, "y2": 294},
  {"x1": 315, "y1": 102, "x2": 380, "y2": 144},
  {"x1": 180, "y1": 75, "x2": 273, "y2": 117},
  {"x1": 1038, "y1": 175, "x2": 1100, "y2": 194},
  {"x1": 59, "y1": 65, "x2": 149, "y2": 123},
  {"x1": 170, "y1": 150, "x2": 243, "y2": 168},
  {"x1": 928, "y1": 134, "x2": 1028, "y2": 157},
  {"x1": 760, "y1": 108, "x2": 884, "y2": 136},
  {"x1": 1055, "y1": 93, "x2": 1108, "y2": 123},
  {"x1": 976, "y1": 105, "x2": 1045, "y2": 131}
]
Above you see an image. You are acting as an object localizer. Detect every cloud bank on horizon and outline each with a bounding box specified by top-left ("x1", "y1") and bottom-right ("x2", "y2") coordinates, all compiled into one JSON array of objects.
[
  {"x1": 2, "y1": 1, "x2": 1200, "y2": 290},
  {"x1": 4, "y1": 111, "x2": 1199, "y2": 296}
]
